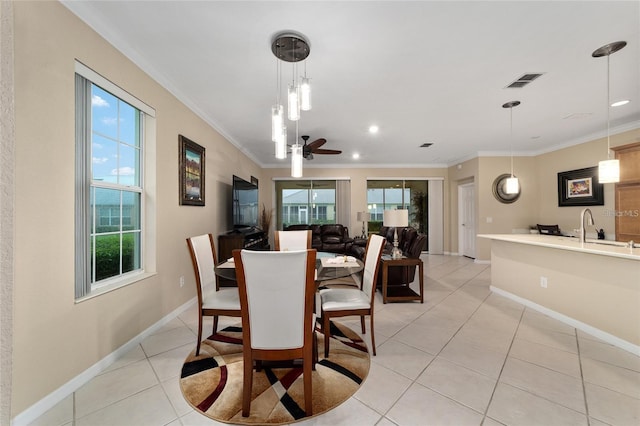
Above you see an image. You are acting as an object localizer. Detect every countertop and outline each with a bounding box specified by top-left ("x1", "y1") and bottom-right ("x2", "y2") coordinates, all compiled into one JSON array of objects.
[{"x1": 478, "y1": 234, "x2": 640, "y2": 261}]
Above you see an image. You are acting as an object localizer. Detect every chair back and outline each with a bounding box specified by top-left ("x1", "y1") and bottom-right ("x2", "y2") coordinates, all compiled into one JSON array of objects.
[
  {"x1": 362, "y1": 234, "x2": 386, "y2": 301},
  {"x1": 274, "y1": 230, "x2": 312, "y2": 251},
  {"x1": 186, "y1": 234, "x2": 219, "y2": 301},
  {"x1": 233, "y1": 249, "x2": 317, "y2": 350}
]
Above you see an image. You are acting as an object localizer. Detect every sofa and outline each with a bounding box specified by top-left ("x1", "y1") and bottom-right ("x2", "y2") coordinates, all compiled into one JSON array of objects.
[
  {"x1": 283, "y1": 224, "x2": 354, "y2": 254},
  {"x1": 351, "y1": 226, "x2": 427, "y2": 287}
]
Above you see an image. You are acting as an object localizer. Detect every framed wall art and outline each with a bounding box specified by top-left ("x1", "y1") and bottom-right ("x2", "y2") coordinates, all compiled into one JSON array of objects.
[
  {"x1": 179, "y1": 135, "x2": 205, "y2": 206},
  {"x1": 557, "y1": 166, "x2": 604, "y2": 207}
]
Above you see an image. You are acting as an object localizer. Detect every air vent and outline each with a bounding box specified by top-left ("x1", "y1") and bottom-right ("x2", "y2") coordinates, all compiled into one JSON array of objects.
[
  {"x1": 420, "y1": 143, "x2": 433, "y2": 148},
  {"x1": 506, "y1": 73, "x2": 544, "y2": 89}
]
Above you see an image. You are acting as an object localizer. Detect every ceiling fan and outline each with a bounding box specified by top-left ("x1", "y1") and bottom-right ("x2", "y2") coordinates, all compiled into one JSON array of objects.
[{"x1": 298, "y1": 135, "x2": 342, "y2": 160}]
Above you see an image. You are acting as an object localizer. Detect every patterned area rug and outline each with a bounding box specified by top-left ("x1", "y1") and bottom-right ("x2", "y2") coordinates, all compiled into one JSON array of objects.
[{"x1": 180, "y1": 321, "x2": 370, "y2": 425}]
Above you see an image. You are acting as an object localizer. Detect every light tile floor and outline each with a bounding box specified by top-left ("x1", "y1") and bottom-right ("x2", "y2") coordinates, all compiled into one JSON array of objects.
[{"x1": 29, "y1": 255, "x2": 640, "y2": 426}]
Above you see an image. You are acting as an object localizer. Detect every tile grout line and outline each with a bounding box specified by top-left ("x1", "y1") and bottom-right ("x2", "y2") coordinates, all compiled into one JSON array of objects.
[
  {"x1": 479, "y1": 302, "x2": 526, "y2": 423},
  {"x1": 576, "y1": 329, "x2": 592, "y2": 426}
]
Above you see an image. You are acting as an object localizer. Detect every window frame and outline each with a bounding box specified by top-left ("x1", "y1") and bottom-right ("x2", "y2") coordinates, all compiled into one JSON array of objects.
[{"x1": 75, "y1": 61, "x2": 157, "y2": 301}]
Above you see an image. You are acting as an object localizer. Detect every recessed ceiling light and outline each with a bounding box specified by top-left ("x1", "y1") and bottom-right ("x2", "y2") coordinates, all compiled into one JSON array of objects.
[
  {"x1": 611, "y1": 100, "x2": 630, "y2": 107},
  {"x1": 352, "y1": 153, "x2": 360, "y2": 159},
  {"x1": 368, "y1": 125, "x2": 379, "y2": 134}
]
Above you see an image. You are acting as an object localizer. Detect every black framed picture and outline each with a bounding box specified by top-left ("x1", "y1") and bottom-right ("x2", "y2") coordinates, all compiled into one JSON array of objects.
[
  {"x1": 557, "y1": 166, "x2": 603, "y2": 207},
  {"x1": 179, "y1": 135, "x2": 205, "y2": 206}
]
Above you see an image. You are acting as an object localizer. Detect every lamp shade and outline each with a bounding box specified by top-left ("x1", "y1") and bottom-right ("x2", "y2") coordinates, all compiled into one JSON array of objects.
[
  {"x1": 383, "y1": 209, "x2": 408, "y2": 227},
  {"x1": 291, "y1": 144, "x2": 303, "y2": 178},
  {"x1": 275, "y1": 125, "x2": 287, "y2": 159},
  {"x1": 356, "y1": 211, "x2": 370, "y2": 222},
  {"x1": 505, "y1": 176, "x2": 520, "y2": 194},
  {"x1": 598, "y1": 159, "x2": 620, "y2": 183}
]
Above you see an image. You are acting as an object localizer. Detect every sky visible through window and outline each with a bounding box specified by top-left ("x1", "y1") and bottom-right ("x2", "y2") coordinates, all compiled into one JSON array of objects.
[{"x1": 91, "y1": 85, "x2": 139, "y2": 187}]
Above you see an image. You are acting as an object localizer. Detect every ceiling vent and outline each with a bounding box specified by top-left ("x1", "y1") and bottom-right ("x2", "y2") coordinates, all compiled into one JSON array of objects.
[
  {"x1": 506, "y1": 73, "x2": 544, "y2": 89},
  {"x1": 420, "y1": 143, "x2": 433, "y2": 148}
]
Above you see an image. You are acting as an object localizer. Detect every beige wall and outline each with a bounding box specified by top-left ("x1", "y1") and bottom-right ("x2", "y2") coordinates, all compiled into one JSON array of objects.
[
  {"x1": 260, "y1": 167, "x2": 449, "y2": 249},
  {"x1": 445, "y1": 128, "x2": 640, "y2": 261},
  {"x1": 11, "y1": 2, "x2": 261, "y2": 415},
  {"x1": 536, "y1": 130, "x2": 639, "y2": 237}
]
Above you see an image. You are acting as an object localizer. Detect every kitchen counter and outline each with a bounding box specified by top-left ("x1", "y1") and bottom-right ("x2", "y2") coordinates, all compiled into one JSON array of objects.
[
  {"x1": 478, "y1": 233, "x2": 639, "y2": 261},
  {"x1": 480, "y1": 234, "x2": 640, "y2": 354}
]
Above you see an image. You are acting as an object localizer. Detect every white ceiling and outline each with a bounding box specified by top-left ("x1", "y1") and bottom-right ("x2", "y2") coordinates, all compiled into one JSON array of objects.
[{"x1": 62, "y1": 1, "x2": 640, "y2": 169}]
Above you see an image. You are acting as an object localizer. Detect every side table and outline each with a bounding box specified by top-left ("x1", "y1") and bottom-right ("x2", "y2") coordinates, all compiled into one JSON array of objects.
[{"x1": 380, "y1": 255, "x2": 424, "y2": 303}]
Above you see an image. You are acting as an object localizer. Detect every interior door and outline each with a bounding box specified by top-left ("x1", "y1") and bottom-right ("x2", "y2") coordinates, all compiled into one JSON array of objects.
[{"x1": 458, "y1": 183, "x2": 476, "y2": 258}]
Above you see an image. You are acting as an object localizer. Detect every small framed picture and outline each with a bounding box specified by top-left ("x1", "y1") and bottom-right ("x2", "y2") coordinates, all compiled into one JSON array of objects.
[
  {"x1": 557, "y1": 166, "x2": 603, "y2": 207},
  {"x1": 179, "y1": 135, "x2": 205, "y2": 206}
]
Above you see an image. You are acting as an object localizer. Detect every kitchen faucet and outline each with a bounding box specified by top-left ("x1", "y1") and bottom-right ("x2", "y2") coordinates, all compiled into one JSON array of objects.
[{"x1": 579, "y1": 208, "x2": 594, "y2": 243}]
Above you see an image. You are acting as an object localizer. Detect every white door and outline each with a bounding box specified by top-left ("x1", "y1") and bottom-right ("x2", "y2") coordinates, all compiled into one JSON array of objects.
[{"x1": 458, "y1": 183, "x2": 476, "y2": 258}]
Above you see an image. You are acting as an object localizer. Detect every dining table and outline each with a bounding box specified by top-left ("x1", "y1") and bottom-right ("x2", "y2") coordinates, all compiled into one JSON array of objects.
[{"x1": 214, "y1": 251, "x2": 364, "y2": 285}]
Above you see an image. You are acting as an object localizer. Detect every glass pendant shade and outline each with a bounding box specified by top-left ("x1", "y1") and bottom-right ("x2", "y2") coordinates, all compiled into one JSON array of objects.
[
  {"x1": 288, "y1": 84, "x2": 300, "y2": 121},
  {"x1": 598, "y1": 159, "x2": 620, "y2": 183},
  {"x1": 275, "y1": 125, "x2": 287, "y2": 159},
  {"x1": 300, "y1": 77, "x2": 311, "y2": 111},
  {"x1": 291, "y1": 144, "x2": 303, "y2": 177},
  {"x1": 271, "y1": 104, "x2": 283, "y2": 142},
  {"x1": 505, "y1": 176, "x2": 520, "y2": 194}
]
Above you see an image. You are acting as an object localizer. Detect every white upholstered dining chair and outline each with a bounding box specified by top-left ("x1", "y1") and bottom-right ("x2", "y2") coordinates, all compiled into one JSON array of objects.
[
  {"x1": 233, "y1": 248, "x2": 317, "y2": 417},
  {"x1": 186, "y1": 234, "x2": 241, "y2": 356},
  {"x1": 274, "y1": 229, "x2": 312, "y2": 251},
  {"x1": 319, "y1": 234, "x2": 385, "y2": 357}
]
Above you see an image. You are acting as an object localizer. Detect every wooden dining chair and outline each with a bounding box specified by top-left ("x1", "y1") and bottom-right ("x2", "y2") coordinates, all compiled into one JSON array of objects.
[
  {"x1": 186, "y1": 234, "x2": 241, "y2": 356},
  {"x1": 233, "y1": 248, "x2": 317, "y2": 417},
  {"x1": 320, "y1": 234, "x2": 385, "y2": 357},
  {"x1": 274, "y1": 229, "x2": 312, "y2": 251}
]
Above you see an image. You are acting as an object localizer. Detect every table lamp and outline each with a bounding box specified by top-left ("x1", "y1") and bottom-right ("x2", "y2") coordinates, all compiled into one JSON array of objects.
[
  {"x1": 356, "y1": 211, "x2": 370, "y2": 238},
  {"x1": 383, "y1": 209, "x2": 408, "y2": 259}
]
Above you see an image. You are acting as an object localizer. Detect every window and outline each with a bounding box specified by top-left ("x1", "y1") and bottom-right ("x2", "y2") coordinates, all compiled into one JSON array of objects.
[
  {"x1": 75, "y1": 62, "x2": 156, "y2": 299},
  {"x1": 367, "y1": 179, "x2": 428, "y2": 237},
  {"x1": 275, "y1": 180, "x2": 338, "y2": 229}
]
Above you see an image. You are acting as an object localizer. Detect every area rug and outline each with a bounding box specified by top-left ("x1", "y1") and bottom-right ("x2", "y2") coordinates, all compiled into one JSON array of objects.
[{"x1": 180, "y1": 321, "x2": 370, "y2": 425}]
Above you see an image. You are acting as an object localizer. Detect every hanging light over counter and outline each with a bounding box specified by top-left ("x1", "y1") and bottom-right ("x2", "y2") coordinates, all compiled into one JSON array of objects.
[
  {"x1": 502, "y1": 100, "x2": 521, "y2": 195},
  {"x1": 593, "y1": 41, "x2": 626, "y2": 184}
]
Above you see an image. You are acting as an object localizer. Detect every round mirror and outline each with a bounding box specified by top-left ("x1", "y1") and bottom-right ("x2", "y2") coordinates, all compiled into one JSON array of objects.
[{"x1": 492, "y1": 173, "x2": 521, "y2": 203}]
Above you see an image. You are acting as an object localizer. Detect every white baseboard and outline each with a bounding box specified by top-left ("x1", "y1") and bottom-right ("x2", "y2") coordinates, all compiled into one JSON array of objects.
[
  {"x1": 490, "y1": 286, "x2": 639, "y2": 356},
  {"x1": 11, "y1": 298, "x2": 197, "y2": 426},
  {"x1": 474, "y1": 259, "x2": 490, "y2": 264}
]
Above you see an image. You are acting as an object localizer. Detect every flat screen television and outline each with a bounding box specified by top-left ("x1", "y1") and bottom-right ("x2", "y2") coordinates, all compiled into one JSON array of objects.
[{"x1": 232, "y1": 175, "x2": 259, "y2": 229}]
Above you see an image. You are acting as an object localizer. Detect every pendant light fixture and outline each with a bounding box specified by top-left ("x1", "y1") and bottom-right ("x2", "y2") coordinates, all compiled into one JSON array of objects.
[
  {"x1": 271, "y1": 50, "x2": 283, "y2": 144},
  {"x1": 593, "y1": 41, "x2": 626, "y2": 184},
  {"x1": 300, "y1": 61, "x2": 312, "y2": 111},
  {"x1": 291, "y1": 122, "x2": 303, "y2": 177},
  {"x1": 275, "y1": 125, "x2": 287, "y2": 159},
  {"x1": 502, "y1": 101, "x2": 521, "y2": 194},
  {"x1": 271, "y1": 32, "x2": 311, "y2": 170}
]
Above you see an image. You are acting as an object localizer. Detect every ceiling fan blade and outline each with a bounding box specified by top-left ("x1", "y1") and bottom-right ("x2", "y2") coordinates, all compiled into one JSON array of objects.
[
  {"x1": 313, "y1": 148, "x2": 342, "y2": 155},
  {"x1": 307, "y1": 138, "x2": 326, "y2": 150}
]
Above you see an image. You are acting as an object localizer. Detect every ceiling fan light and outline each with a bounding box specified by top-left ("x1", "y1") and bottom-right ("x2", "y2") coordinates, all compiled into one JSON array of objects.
[
  {"x1": 271, "y1": 104, "x2": 283, "y2": 142},
  {"x1": 287, "y1": 84, "x2": 300, "y2": 121},
  {"x1": 275, "y1": 125, "x2": 287, "y2": 159},
  {"x1": 505, "y1": 176, "x2": 520, "y2": 194},
  {"x1": 300, "y1": 77, "x2": 311, "y2": 111},
  {"x1": 598, "y1": 159, "x2": 620, "y2": 183},
  {"x1": 291, "y1": 144, "x2": 303, "y2": 177}
]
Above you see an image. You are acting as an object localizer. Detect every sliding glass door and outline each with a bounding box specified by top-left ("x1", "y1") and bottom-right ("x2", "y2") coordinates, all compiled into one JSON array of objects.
[{"x1": 366, "y1": 179, "x2": 429, "y2": 248}]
